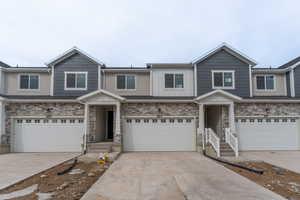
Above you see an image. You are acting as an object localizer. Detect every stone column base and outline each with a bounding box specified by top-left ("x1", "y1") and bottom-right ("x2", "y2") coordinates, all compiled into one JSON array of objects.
[{"x1": 0, "y1": 144, "x2": 10, "y2": 154}]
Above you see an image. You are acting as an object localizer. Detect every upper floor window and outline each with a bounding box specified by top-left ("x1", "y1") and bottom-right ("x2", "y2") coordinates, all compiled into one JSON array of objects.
[
  {"x1": 65, "y1": 72, "x2": 87, "y2": 90},
  {"x1": 212, "y1": 70, "x2": 234, "y2": 89},
  {"x1": 117, "y1": 75, "x2": 135, "y2": 90},
  {"x1": 165, "y1": 73, "x2": 184, "y2": 88},
  {"x1": 19, "y1": 74, "x2": 39, "y2": 89},
  {"x1": 256, "y1": 75, "x2": 274, "y2": 90}
]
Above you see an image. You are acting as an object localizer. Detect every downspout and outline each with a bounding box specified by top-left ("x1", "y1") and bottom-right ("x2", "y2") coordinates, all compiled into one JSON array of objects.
[{"x1": 290, "y1": 68, "x2": 295, "y2": 97}]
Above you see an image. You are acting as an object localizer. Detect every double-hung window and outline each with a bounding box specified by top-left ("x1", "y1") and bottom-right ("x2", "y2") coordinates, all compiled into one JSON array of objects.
[
  {"x1": 117, "y1": 75, "x2": 135, "y2": 89},
  {"x1": 212, "y1": 70, "x2": 234, "y2": 89},
  {"x1": 256, "y1": 75, "x2": 275, "y2": 90},
  {"x1": 165, "y1": 73, "x2": 184, "y2": 88},
  {"x1": 65, "y1": 72, "x2": 87, "y2": 90},
  {"x1": 19, "y1": 74, "x2": 39, "y2": 89}
]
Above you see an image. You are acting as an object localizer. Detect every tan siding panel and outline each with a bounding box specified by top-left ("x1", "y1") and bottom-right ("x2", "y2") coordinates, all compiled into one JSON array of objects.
[{"x1": 6, "y1": 72, "x2": 51, "y2": 95}]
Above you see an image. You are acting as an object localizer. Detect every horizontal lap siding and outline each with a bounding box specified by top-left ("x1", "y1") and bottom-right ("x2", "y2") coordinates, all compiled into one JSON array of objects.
[
  {"x1": 54, "y1": 53, "x2": 98, "y2": 96},
  {"x1": 197, "y1": 50, "x2": 250, "y2": 97},
  {"x1": 294, "y1": 66, "x2": 300, "y2": 97}
]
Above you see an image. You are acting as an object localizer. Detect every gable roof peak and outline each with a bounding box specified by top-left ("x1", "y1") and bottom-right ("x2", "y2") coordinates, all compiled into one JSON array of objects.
[
  {"x1": 45, "y1": 46, "x2": 105, "y2": 67},
  {"x1": 192, "y1": 42, "x2": 257, "y2": 66}
]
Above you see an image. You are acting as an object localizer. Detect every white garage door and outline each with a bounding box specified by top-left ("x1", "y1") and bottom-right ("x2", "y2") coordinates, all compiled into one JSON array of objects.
[
  {"x1": 14, "y1": 118, "x2": 85, "y2": 152},
  {"x1": 123, "y1": 118, "x2": 196, "y2": 151},
  {"x1": 236, "y1": 118, "x2": 300, "y2": 151}
]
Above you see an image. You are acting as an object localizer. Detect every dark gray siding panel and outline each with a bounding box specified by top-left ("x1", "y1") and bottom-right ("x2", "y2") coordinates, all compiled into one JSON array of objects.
[
  {"x1": 294, "y1": 65, "x2": 300, "y2": 97},
  {"x1": 196, "y1": 50, "x2": 250, "y2": 97},
  {"x1": 53, "y1": 53, "x2": 98, "y2": 96},
  {"x1": 286, "y1": 72, "x2": 291, "y2": 97}
]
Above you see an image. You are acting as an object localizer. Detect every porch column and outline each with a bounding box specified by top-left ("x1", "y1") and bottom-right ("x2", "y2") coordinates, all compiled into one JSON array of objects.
[
  {"x1": 198, "y1": 103, "x2": 205, "y2": 150},
  {"x1": 229, "y1": 103, "x2": 236, "y2": 133},
  {"x1": 84, "y1": 104, "x2": 89, "y2": 151},
  {"x1": 114, "y1": 102, "x2": 121, "y2": 144}
]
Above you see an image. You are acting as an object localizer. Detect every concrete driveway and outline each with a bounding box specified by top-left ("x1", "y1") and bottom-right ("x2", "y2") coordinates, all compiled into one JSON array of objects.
[
  {"x1": 82, "y1": 152, "x2": 284, "y2": 200},
  {"x1": 240, "y1": 151, "x2": 300, "y2": 173},
  {"x1": 0, "y1": 152, "x2": 78, "y2": 189}
]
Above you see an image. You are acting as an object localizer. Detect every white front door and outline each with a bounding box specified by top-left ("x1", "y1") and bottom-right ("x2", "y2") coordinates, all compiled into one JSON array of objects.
[
  {"x1": 14, "y1": 118, "x2": 85, "y2": 152},
  {"x1": 123, "y1": 117, "x2": 196, "y2": 151},
  {"x1": 236, "y1": 118, "x2": 300, "y2": 150}
]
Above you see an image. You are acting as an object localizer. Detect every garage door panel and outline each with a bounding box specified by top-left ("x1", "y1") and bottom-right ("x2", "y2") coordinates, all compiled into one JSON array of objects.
[
  {"x1": 14, "y1": 119, "x2": 84, "y2": 152},
  {"x1": 123, "y1": 118, "x2": 196, "y2": 152},
  {"x1": 236, "y1": 118, "x2": 299, "y2": 151}
]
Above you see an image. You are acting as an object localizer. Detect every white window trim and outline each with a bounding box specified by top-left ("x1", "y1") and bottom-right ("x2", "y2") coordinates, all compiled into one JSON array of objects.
[
  {"x1": 115, "y1": 74, "x2": 137, "y2": 90},
  {"x1": 64, "y1": 72, "x2": 88, "y2": 91},
  {"x1": 18, "y1": 74, "x2": 40, "y2": 90},
  {"x1": 255, "y1": 74, "x2": 276, "y2": 91},
  {"x1": 164, "y1": 73, "x2": 184, "y2": 89},
  {"x1": 211, "y1": 70, "x2": 235, "y2": 90}
]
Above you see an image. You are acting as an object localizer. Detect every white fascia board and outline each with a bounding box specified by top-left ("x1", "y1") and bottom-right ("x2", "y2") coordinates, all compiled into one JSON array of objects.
[
  {"x1": 195, "y1": 89, "x2": 242, "y2": 101},
  {"x1": 103, "y1": 68, "x2": 150, "y2": 72},
  {"x1": 7, "y1": 99, "x2": 78, "y2": 103},
  {"x1": 4, "y1": 68, "x2": 50, "y2": 73},
  {"x1": 192, "y1": 42, "x2": 258, "y2": 65},
  {"x1": 77, "y1": 89, "x2": 125, "y2": 101},
  {"x1": 45, "y1": 46, "x2": 105, "y2": 66},
  {"x1": 125, "y1": 99, "x2": 194, "y2": 103},
  {"x1": 241, "y1": 99, "x2": 300, "y2": 103}
]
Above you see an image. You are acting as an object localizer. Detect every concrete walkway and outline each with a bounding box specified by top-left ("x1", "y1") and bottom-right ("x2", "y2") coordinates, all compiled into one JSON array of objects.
[
  {"x1": 240, "y1": 151, "x2": 300, "y2": 173},
  {"x1": 81, "y1": 152, "x2": 284, "y2": 200},
  {"x1": 0, "y1": 152, "x2": 78, "y2": 189}
]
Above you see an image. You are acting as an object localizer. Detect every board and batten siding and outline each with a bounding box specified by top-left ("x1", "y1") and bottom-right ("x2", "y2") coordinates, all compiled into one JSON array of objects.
[
  {"x1": 5, "y1": 72, "x2": 51, "y2": 95},
  {"x1": 103, "y1": 72, "x2": 150, "y2": 96},
  {"x1": 196, "y1": 50, "x2": 250, "y2": 97},
  {"x1": 152, "y1": 68, "x2": 194, "y2": 96},
  {"x1": 252, "y1": 73, "x2": 287, "y2": 96},
  {"x1": 293, "y1": 66, "x2": 300, "y2": 97},
  {"x1": 53, "y1": 53, "x2": 99, "y2": 97}
]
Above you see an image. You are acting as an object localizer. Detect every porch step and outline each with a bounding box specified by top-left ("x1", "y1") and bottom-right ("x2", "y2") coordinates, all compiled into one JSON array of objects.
[
  {"x1": 87, "y1": 142, "x2": 113, "y2": 153},
  {"x1": 220, "y1": 142, "x2": 235, "y2": 157}
]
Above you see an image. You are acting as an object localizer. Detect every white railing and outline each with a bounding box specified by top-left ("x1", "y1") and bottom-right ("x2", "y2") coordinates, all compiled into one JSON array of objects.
[
  {"x1": 225, "y1": 128, "x2": 239, "y2": 157},
  {"x1": 205, "y1": 128, "x2": 220, "y2": 157}
]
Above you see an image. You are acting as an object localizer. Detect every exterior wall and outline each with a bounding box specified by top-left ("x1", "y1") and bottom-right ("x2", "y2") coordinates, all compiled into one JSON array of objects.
[
  {"x1": 2, "y1": 103, "x2": 84, "y2": 145},
  {"x1": 53, "y1": 53, "x2": 99, "y2": 97},
  {"x1": 294, "y1": 66, "x2": 300, "y2": 97},
  {"x1": 122, "y1": 103, "x2": 198, "y2": 117},
  {"x1": 197, "y1": 50, "x2": 250, "y2": 97},
  {"x1": 286, "y1": 72, "x2": 291, "y2": 96},
  {"x1": 5, "y1": 72, "x2": 51, "y2": 95},
  {"x1": 235, "y1": 103, "x2": 300, "y2": 116},
  {"x1": 152, "y1": 68, "x2": 194, "y2": 96},
  {"x1": 103, "y1": 71, "x2": 150, "y2": 96},
  {"x1": 0, "y1": 70, "x2": 6, "y2": 94},
  {"x1": 252, "y1": 73, "x2": 287, "y2": 96}
]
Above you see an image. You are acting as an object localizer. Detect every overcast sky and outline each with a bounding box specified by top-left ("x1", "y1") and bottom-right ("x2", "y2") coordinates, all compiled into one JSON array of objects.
[{"x1": 0, "y1": 0, "x2": 299, "y2": 68}]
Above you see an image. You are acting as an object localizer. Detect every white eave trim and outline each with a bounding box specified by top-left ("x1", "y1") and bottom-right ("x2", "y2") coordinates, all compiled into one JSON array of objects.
[
  {"x1": 241, "y1": 98, "x2": 300, "y2": 103},
  {"x1": 102, "y1": 68, "x2": 150, "y2": 72},
  {"x1": 195, "y1": 89, "x2": 242, "y2": 101},
  {"x1": 3, "y1": 67, "x2": 51, "y2": 73},
  {"x1": 45, "y1": 46, "x2": 105, "y2": 66},
  {"x1": 7, "y1": 99, "x2": 78, "y2": 103},
  {"x1": 77, "y1": 89, "x2": 125, "y2": 101},
  {"x1": 192, "y1": 42, "x2": 258, "y2": 65},
  {"x1": 125, "y1": 99, "x2": 194, "y2": 103}
]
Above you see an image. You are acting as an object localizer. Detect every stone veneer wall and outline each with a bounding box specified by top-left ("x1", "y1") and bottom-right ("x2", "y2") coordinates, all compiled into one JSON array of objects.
[
  {"x1": 3, "y1": 103, "x2": 84, "y2": 145},
  {"x1": 122, "y1": 103, "x2": 198, "y2": 117},
  {"x1": 235, "y1": 103, "x2": 300, "y2": 116}
]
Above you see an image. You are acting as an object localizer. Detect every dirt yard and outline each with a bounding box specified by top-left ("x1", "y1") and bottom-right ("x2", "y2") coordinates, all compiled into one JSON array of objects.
[
  {"x1": 0, "y1": 156, "x2": 110, "y2": 200},
  {"x1": 224, "y1": 161, "x2": 300, "y2": 200}
]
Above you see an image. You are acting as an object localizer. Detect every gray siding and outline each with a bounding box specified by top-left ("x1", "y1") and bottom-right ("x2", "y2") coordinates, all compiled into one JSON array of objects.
[
  {"x1": 196, "y1": 50, "x2": 250, "y2": 97},
  {"x1": 53, "y1": 53, "x2": 98, "y2": 96},
  {"x1": 286, "y1": 72, "x2": 291, "y2": 97},
  {"x1": 294, "y1": 65, "x2": 300, "y2": 97}
]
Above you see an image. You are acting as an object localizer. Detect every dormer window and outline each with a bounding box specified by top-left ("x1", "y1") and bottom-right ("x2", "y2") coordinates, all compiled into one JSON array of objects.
[
  {"x1": 212, "y1": 70, "x2": 235, "y2": 89},
  {"x1": 64, "y1": 72, "x2": 87, "y2": 90},
  {"x1": 256, "y1": 75, "x2": 275, "y2": 90},
  {"x1": 19, "y1": 74, "x2": 39, "y2": 90},
  {"x1": 165, "y1": 73, "x2": 184, "y2": 88}
]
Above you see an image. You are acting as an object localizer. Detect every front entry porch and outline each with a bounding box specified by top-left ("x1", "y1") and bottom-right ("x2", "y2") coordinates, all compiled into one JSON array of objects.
[
  {"x1": 77, "y1": 89, "x2": 125, "y2": 153},
  {"x1": 196, "y1": 90, "x2": 240, "y2": 157}
]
